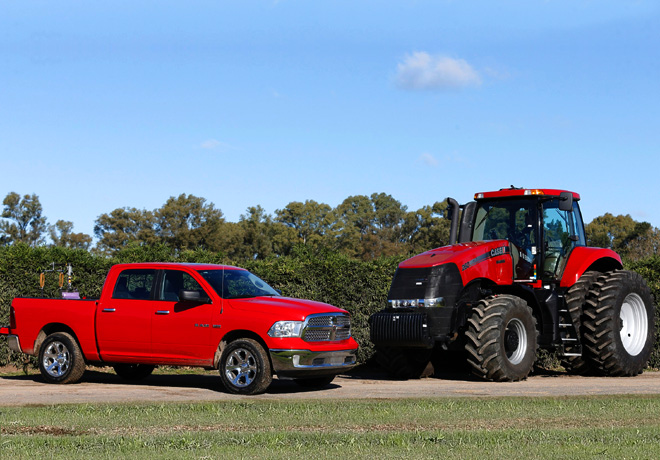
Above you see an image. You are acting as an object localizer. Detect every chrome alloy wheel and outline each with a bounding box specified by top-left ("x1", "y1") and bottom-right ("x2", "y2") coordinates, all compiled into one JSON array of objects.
[
  {"x1": 41, "y1": 340, "x2": 71, "y2": 378},
  {"x1": 504, "y1": 318, "x2": 527, "y2": 365},
  {"x1": 619, "y1": 293, "x2": 648, "y2": 356},
  {"x1": 224, "y1": 347, "x2": 258, "y2": 388}
]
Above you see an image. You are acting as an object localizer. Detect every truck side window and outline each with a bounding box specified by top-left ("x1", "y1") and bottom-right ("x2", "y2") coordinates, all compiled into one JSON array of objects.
[
  {"x1": 112, "y1": 269, "x2": 157, "y2": 300},
  {"x1": 159, "y1": 270, "x2": 207, "y2": 302}
]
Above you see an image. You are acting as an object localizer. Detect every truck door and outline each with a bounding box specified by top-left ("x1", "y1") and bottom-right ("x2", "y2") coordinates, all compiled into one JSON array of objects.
[
  {"x1": 95, "y1": 268, "x2": 156, "y2": 361},
  {"x1": 150, "y1": 269, "x2": 215, "y2": 365}
]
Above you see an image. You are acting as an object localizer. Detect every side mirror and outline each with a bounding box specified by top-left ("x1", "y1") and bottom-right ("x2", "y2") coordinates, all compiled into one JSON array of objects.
[
  {"x1": 559, "y1": 192, "x2": 573, "y2": 212},
  {"x1": 178, "y1": 289, "x2": 211, "y2": 304}
]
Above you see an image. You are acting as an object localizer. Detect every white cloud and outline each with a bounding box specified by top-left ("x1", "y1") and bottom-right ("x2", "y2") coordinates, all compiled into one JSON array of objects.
[
  {"x1": 396, "y1": 52, "x2": 482, "y2": 90},
  {"x1": 200, "y1": 139, "x2": 232, "y2": 151},
  {"x1": 418, "y1": 152, "x2": 439, "y2": 167}
]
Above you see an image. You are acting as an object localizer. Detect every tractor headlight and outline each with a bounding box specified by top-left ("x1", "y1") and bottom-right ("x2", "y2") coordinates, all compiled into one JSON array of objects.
[
  {"x1": 388, "y1": 297, "x2": 445, "y2": 308},
  {"x1": 268, "y1": 321, "x2": 304, "y2": 338}
]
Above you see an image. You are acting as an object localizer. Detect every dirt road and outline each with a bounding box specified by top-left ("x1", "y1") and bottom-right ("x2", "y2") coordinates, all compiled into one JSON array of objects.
[{"x1": 1, "y1": 368, "x2": 660, "y2": 405}]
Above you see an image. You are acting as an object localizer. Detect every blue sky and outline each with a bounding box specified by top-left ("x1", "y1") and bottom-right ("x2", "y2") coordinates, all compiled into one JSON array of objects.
[{"x1": 2, "y1": 1, "x2": 659, "y2": 240}]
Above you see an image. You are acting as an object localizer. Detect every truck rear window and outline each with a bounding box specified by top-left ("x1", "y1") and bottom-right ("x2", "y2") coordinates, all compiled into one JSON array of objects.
[{"x1": 113, "y1": 269, "x2": 157, "y2": 300}]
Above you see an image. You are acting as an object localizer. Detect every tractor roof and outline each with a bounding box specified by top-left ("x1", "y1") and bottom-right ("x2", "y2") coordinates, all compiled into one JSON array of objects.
[{"x1": 474, "y1": 188, "x2": 580, "y2": 201}]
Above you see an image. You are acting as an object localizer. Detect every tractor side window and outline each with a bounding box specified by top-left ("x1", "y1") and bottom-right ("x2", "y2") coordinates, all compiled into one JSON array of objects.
[{"x1": 542, "y1": 200, "x2": 583, "y2": 278}]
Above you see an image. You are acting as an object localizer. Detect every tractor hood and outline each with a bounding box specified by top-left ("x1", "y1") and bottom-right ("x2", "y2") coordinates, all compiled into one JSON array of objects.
[{"x1": 394, "y1": 240, "x2": 515, "y2": 294}]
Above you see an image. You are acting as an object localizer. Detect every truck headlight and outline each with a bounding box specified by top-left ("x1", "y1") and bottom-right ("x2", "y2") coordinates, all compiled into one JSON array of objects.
[{"x1": 268, "y1": 321, "x2": 304, "y2": 338}]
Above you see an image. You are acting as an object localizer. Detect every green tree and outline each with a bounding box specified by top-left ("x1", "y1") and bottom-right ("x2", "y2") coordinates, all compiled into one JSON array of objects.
[
  {"x1": 275, "y1": 200, "x2": 335, "y2": 249},
  {"x1": 49, "y1": 220, "x2": 93, "y2": 250},
  {"x1": 334, "y1": 193, "x2": 408, "y2": 259},
  {"x1": 0, "y1": 192, "x2": 48, "y2": 246},
  {"x1": 585, "y1": 213, "x2": 659, "y2": 261},
  {"x1": 155, "y1": 194, "x2": 225, "y2": 252},
  {"x1": 402, "y1": 201, "x2": 451, "y2": 253},
  {"x1": 93, "y1": 207, "x2": 157, "y2": 255}
]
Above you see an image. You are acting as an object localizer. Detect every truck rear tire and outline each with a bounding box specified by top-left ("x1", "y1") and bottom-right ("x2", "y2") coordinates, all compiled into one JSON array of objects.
[
  {"x1": 583, "y1": 270, "x2": 655, "y2": 376},
  {"x1": 465, "y1": 295, "x2": 538, "y2": 382},
  {"x1": 219, "y1": 338, "x2": 272, "y2": 395},
  {"x1": 38, "y1": 332, "x2": 86, "y2": 384},
  {"x1": 113, "y1": 364, "x2": 155, "y2": 380}
]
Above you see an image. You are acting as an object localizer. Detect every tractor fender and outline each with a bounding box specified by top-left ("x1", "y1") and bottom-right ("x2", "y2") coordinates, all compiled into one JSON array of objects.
[{"x1": 559, "y1": 247, "x2": 623, "y2": 288}]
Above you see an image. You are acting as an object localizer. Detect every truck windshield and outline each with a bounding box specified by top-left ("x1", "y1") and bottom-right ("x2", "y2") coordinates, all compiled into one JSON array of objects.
[{"x1": 197, "y1": 269, "x2": 280, "y2": 299}]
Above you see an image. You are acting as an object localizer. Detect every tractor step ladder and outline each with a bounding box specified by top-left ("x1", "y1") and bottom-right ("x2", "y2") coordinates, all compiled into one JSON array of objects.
[{"x1": 558, "y1": 307, "x2": 582, "y2": 357}]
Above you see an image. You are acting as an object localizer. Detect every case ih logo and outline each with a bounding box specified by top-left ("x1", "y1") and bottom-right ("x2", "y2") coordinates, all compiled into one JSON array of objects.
[{"x1": 462, "y1": 245, "x2": 510, "y2": 271}]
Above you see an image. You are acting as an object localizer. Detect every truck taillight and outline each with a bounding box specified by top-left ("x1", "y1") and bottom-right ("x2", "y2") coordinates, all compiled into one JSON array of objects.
[{"x1": 9, "y1": 306, "x2": 16, "y2": 329}]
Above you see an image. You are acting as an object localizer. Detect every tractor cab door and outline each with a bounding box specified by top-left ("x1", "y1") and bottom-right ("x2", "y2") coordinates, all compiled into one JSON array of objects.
[
  {"x1": 541, "y1": 199, "x2": 587, "y2": 279},
  {"x1": 472, "y1": 199, "x2": 539, "y2": 281}
]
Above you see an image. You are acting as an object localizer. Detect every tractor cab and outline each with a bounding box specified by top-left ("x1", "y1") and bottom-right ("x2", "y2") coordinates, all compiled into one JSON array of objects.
[{"x1": 457, "y1": 188, "x2": 586, "y2": 285}]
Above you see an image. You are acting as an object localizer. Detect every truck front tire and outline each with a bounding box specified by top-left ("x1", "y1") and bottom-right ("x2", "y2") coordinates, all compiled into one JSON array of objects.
[
  {"x1": 219, "y1": 338, "x2": 272, "y2": 395},
  {"x1": 465, "y1": 295, "x2": 538, "y2": 382},
  {"x1": 38, "y1": 332, "x2": 86, "y2": 384},
  {"x1": 583, "y1": 270, "x2": 655, "y2": 376}
]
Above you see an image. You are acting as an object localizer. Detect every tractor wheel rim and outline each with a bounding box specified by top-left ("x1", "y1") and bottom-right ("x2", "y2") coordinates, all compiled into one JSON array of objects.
[
  {"x1": 619, "y1": 293, "x2": 648, "y2": 356},
  {"x1": 504, "y1": 318, "x2": 527, "y2": 365}
]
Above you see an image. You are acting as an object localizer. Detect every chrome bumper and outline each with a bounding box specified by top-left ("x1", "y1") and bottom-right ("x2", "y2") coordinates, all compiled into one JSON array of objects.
[
  {"x1": 7, "y1": 335, "x2": 22, "y2": 353},
  {"x1": 270, "y1": 349, "x2": 357, "y2": 377}
]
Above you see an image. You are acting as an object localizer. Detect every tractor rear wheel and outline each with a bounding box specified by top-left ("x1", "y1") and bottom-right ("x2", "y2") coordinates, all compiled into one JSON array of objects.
[
  {"x1": 582, "y1": 270, "x2": 655, "y2": 376},
  {"x1": 465, "y1": 295, "x2": 538, "y2": 382}
]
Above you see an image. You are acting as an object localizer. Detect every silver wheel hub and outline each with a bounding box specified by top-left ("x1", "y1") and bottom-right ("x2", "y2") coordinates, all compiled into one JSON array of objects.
[
  {"x1": 224, "y1": 347, "x2": 257, "y2": 388},
  {"x1": 504, "y1": 318, "x2": 527, "y2": 365},
  {"x1": 619, "y1": 293, "x2": 648, "y2": 356},
  {"x1": 42, "y1": 341, "x2": 70, "y2": 377}
]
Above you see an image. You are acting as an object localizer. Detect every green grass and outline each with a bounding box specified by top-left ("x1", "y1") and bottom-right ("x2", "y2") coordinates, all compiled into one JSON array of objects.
[{"x1": 2, "y1": 396, "x2": 660, "y2": 459}]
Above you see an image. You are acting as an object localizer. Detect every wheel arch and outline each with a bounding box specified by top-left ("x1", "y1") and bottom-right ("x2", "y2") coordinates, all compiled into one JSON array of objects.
[
  {"x1": 34, "y1": 323, "x2": 81, "y2": 358},
  {"x1": 459, "y1": 278, "x2": 547, "y2": 338},
  {"x1": 213, "y1": 330, "x2": 272, "y2": 371},
  {"x1": 560, "y1": 247, "x2": 623, "y2": 288}
]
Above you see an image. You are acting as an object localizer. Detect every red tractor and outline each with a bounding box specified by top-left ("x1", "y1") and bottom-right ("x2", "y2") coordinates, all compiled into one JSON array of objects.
[{"x1": 370, "y1": 187, "x2": 656, "y2": 381}]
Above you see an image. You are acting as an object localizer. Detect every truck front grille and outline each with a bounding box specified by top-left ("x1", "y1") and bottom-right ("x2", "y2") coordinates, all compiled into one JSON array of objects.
[{"x1": 302, "y1": 313, "x2": 351, "y2": 342}]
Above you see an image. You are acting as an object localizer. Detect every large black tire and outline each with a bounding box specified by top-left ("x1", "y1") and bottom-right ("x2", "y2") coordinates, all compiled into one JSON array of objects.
[
  {"x1": 38, "y1": 332, "x2": 86, "y2": 384},
  {"x1": 583, "y1": 270, "x2": 655, "y2": 376},
  {"x1": 219, "y1": 338, "x2": 272, "y2": 395},
  {"x1": 113, "y1": 364, "x2": 156, "y2": 380},
  {"x1": 561, "y1": 270, "x2": 600, "y2": 374},
  {"x1": 465, "y1": 295, "x2": 538, "y2": 382},
  {"x1": 375, "y1": 346, "x2": 434, "y2": 379}
]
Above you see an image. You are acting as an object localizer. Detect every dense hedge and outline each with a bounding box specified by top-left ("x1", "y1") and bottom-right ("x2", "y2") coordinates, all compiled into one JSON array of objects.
[{"x1": 1, "y1": 245, "x2": 659, "y2": 370}]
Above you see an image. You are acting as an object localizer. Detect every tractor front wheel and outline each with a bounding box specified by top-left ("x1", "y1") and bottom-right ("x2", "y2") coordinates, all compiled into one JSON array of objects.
[{"x1": 465, "y1": 295, "x2": 538, "y2": 382}]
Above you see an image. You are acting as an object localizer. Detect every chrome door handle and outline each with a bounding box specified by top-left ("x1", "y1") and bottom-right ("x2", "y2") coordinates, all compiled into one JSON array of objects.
[
  {"x1": 156, "y1": 310, "x2": 170, "y2": 315},
  {"x1": 102, "y1": 308, "x2": 116, "y2": 312}
]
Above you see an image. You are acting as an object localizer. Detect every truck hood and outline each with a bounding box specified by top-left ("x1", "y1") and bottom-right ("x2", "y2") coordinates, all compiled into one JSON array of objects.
[{"x1": 227, "y1": 296, "x2": 348, "y2": 321}]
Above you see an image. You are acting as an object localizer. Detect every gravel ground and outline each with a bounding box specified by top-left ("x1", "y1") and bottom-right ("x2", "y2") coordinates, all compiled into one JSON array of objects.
[{"x1": 1, "y1": 367, "x2": 659, "y2": 405}]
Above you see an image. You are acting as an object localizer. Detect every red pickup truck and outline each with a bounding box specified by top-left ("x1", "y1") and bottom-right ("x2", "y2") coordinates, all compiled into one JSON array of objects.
[{"x1": 0, "y1": 262, "x2": 358, "y2": 394}]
